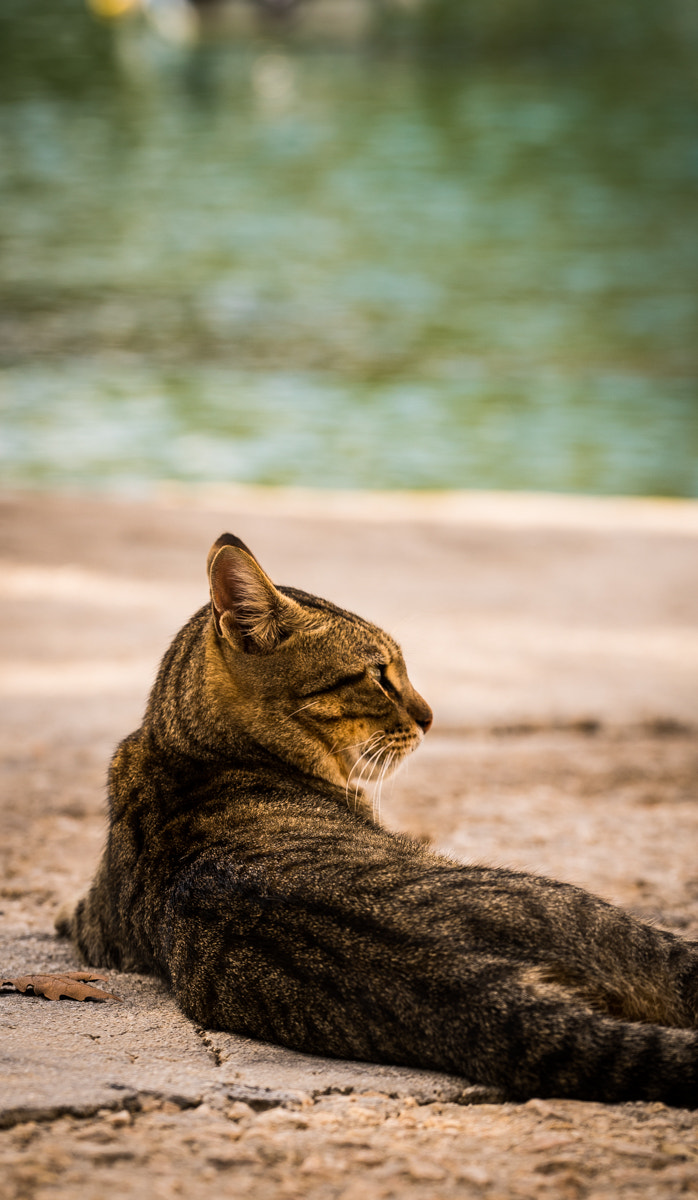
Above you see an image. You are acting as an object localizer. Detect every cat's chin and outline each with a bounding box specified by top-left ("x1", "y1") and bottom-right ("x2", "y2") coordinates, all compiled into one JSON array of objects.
[{"x1": 339, "y1": 736, "x2": 415, "y2": 792}]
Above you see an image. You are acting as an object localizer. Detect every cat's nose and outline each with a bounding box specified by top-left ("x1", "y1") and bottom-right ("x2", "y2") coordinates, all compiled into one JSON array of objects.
[{"x1": 410, "y1": 695, "x2": 433, "y2": 733}]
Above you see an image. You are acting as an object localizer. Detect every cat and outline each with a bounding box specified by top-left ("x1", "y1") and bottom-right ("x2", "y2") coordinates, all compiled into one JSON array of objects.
[{"x1": 57, "y1": 533, "x2": 698, "y2": 1107}]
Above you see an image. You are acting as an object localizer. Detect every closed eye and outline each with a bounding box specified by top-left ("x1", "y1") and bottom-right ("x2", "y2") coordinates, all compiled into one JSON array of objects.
[
  {"x1": 299, "y1": 671, "x2": 367, "y2": 698},
  {"x1": 371, "y1": 663, "x2": 397, "y2": 697}
]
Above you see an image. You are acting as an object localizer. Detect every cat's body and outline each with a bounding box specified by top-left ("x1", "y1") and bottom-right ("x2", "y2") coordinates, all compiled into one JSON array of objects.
[{"x1": 59, "y1": 534, "x2": 698, "y2": 1107}]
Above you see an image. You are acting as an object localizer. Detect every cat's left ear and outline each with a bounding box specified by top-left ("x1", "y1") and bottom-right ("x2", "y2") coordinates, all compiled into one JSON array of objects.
[{"x1": 208, "y1": 538, "x2": 303, "y2": 652}]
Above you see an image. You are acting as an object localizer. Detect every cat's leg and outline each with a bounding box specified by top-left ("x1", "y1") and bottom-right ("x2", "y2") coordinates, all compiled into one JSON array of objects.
[
  {"x1": 560, "y1": 906, "x2": 698, "y2": 1029},
  {"x1": 468, "y1": 869, "x2": 698, "y2": 1028},
  {"x1": 537, "y1": 920, "x2": 698, "y2": 1029},
  {"x1": 452, "y1": 960, "x2": 698, "y2": 1106}
]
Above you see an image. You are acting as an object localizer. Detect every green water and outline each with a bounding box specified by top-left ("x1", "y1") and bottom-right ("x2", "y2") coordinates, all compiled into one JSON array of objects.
[{"x1": 1, "y1": 6, "x2": 697, "y2": 494}]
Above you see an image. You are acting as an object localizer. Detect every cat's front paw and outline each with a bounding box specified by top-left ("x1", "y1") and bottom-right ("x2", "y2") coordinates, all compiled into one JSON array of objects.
[{"x1": 54, "y1": 899, "x2": 78, "y2": 939}]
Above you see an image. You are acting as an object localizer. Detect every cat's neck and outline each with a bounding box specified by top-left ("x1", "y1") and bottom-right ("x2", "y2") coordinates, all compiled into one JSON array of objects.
[{"x1": 141, "y1": 605, "x2": 244, "y2": 764}]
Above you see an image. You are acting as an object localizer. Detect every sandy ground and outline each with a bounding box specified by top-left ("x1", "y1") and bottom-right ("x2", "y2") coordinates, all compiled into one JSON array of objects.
[{"x1": 1, "y1": 487, "x2": 697, "y2": 1199}]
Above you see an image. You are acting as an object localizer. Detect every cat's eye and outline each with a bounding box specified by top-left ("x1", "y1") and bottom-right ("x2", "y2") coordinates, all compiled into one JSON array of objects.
[{"x1": 371, "y1": 663, "x2": 397, "y2": 696}]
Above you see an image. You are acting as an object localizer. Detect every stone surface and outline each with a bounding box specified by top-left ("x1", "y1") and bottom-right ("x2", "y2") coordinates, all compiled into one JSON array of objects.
[
  {"x1": 0, "y1": 487, "x2": 696, "y2": 1198},
  {"x1": 1, "y1": 933, "x2": 493, "y2": 1129}
]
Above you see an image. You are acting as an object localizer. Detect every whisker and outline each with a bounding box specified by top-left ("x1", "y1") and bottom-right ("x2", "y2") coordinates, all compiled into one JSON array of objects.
[
  {"x1": 285, "y1": 699, "x2": 319, "y2": 720},
  {"x1": 386, "y1": 749, "x2": 400, "y2": 809},
  {"x1": 373, "y1": 750, "x2": 395, "y2": 827},
  {"x1": 356, "y1": 740, "x2": 388, "y2": 807},
  {"x1": 334, "y1": 731, "x2": 382, "y2": 765},
  {"x1": 347, "y1": 746, "x2": 373, "y2": 806},
  {"x1": 347, "y1": 735, "x2": 386, "y2": 811},
  {"x1": 363, "y1": 740, "x2": 387, "y2": 781},
  {"x1": 381, "y1": 753, "x2": 395, "y2": 820},
  {"x1": 372, "y1": 758, "x2": 383, "y2": 825},
  {"x1": 345, "y1": 734, "x2": 384, "y2": 810},
  {"x1": 334, "y1": 733, "x2": 378, "y2": 768}
]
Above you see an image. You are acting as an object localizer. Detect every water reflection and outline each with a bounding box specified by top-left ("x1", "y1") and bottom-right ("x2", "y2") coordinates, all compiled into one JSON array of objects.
[{"x1": 0, "y1": 3, "x2": 696, "y2": 495}]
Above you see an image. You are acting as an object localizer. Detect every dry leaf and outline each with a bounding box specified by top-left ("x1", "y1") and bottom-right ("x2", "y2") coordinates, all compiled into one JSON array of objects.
[{"x1": 1, "y1": 971, "x2": 121, "y2": 1002}]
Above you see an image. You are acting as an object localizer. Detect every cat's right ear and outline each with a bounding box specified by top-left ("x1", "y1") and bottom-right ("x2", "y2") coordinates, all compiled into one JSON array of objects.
[{"x1": 208, "y1": 538, "x2": 303, "y2": 653}]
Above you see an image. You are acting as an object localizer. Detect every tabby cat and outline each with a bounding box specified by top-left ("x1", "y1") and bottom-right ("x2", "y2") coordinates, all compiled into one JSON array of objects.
[{"x1": 57, "y1": 534, "x2": 698, "y2": 1106}]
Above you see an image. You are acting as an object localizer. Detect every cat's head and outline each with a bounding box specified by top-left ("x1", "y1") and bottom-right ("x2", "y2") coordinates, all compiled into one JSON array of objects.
[{"x1": 206, "y1": 533, "x2": 432, "y2": 795}]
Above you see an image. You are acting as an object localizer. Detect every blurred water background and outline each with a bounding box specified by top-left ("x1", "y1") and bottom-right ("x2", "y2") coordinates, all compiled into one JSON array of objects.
[{"x1": 1, "y1": 0, "x2": 697, "y2": 496}]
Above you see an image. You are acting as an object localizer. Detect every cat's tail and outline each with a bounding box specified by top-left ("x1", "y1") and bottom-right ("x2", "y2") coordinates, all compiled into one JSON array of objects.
[
  {"x1": 54, "y1": 887, "x2": 113, "y2": 966},
  {"x1": 54, "y1": 900, "x2": 76, "y2": 939}
]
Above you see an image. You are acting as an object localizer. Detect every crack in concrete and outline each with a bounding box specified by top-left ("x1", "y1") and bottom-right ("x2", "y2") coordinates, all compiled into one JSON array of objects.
[
  {"x1": 222, "y1": 1085, "x2": 311, "y2": 1112},
  {"x1": 0, "y1": 1097, "x2": 138, "y2": 1131},
  {"x1": 194, "y1": 1026, "x2": 224, "y2": 1068},
  {"x1": 0, "y1": 1089, "x2": 204, "y2": 1131}
]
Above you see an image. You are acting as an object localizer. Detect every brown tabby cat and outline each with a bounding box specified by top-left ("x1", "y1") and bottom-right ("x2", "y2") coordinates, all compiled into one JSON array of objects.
[{"x1": 57, "y1": 534, "x2": 698, "y2": 1106}]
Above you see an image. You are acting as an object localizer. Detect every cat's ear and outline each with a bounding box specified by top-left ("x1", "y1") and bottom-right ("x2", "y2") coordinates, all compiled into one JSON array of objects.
[
  {"x1": 208, "y1": 538, "x2": 302, "y2": 652},
  {"x1": 206, "y1": 532, "x2": 261, "y2": 578}
]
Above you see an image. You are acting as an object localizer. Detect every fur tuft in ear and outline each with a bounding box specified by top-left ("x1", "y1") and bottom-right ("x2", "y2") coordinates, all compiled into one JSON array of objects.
[{"x1": 208, "y1": 541, "x2": 300, "y2": 652}]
